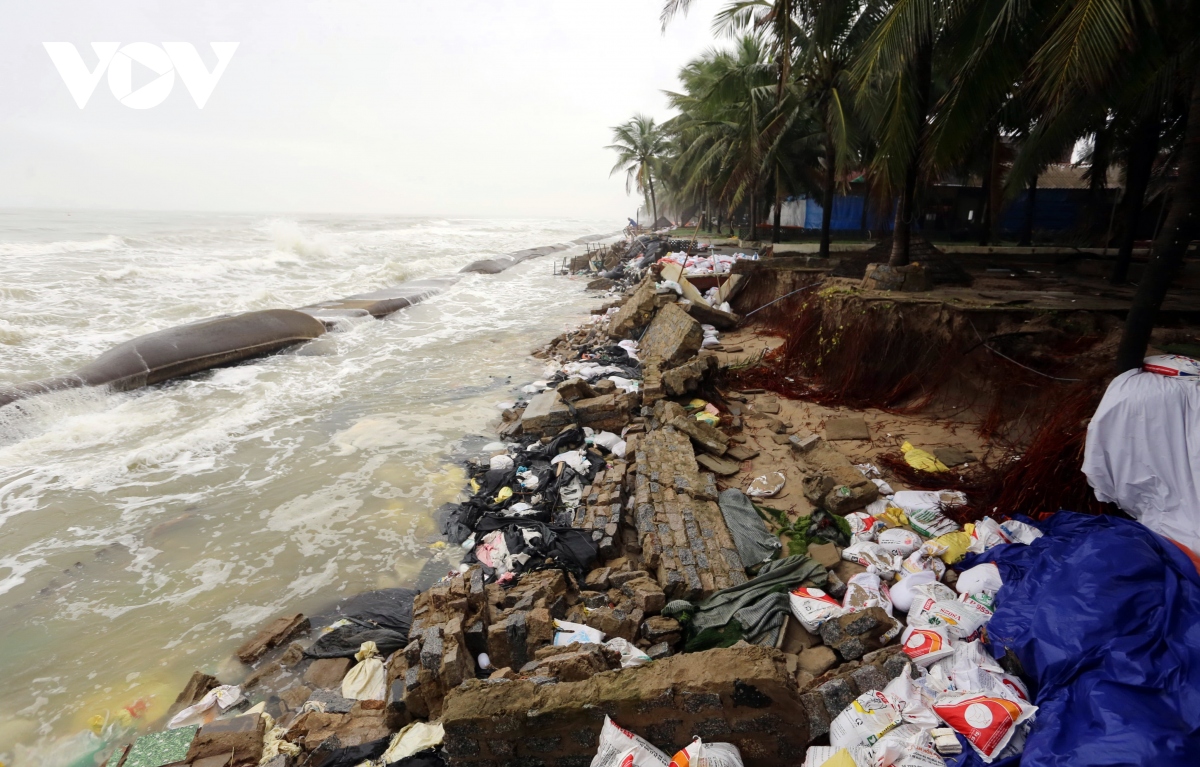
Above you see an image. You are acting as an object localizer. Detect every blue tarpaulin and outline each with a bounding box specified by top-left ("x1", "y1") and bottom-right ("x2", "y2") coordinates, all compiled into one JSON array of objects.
[{"x1": 951, "y1": 512, "x2": 1200, "y2": 766}]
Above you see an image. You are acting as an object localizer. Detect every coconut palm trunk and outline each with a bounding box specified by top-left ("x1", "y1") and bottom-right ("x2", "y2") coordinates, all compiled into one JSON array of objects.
[
  {"x1": 820, "y1": 132, "x2": 836, "y2": 257},
  {"x1": 889, "y1": 42, "x2": 933, "y2": 267},
  {"x1": 1110, "y1": 112, "x2": 1160, "y2": 284},
  {"x1": 1019, "y1": 173, "x2": 1039, "y2": 247},
  {"x1": 772, "y1": 168, "x2": 783, "y2": 244},
  {"x1": 978, "y1": 131, "x2": 998, "y2": 246},
  {"x1": 1116, "y1": 75, "x2": 1200, "y2": 371}
]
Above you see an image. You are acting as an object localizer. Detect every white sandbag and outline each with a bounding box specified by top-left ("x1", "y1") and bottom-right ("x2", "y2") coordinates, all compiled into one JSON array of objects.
[
  {"x1": 845, "y1": 511, "x2": 882, "y2": 542},
  {"x1": 590, "y1": 716, "x2": 671, "y2": 767},
  {"x1": 591, "y1": 431, "x2": 628, "y2": 458},
  {"x1": 900, "y1": 624, "x2": 955, "y2": 667},
  {"x1": 605, "y1": 637, "x2": 652, "y2": 668},
  {"x1": 490, "y1": 454, "x2": 515, "y2": 470},
  {"x1": 342, "y1": 641, "x2": 387, "y2": 701},
  {"x1": 842, "y1": 572, "x2": 893, "y2": 616},
  {"x1": 554, "y1": 619, "x2": 604, "y2": 645},
  {"x1": 883, "y1": 672, "x2": 942, "y2": 731},
  {"x1": 830, "y1": 690, "x2": 903, "y2": 749},
  {"x1": 955, "y1": 563, "x2": 1003, "y2": 596},
  {"x1": 932, "y1": 691, "x2": 1036, "y2": 763},
  {"x1": 382, "y1": 721, "x2": 445, "y2": 763},
  {"x1": 877, "y1": 528, "x2": 923, "y2": 558},
  {"x1": 668, "y1": 738, "x2": 744, "y2": 767},
  {"x1": 1082, "y1": 368, "x2": 1200, "y2": 554},
  {"x1": 841, "y1": 542, "x2": 900, "y2": 579},
  {"x1": 998, "y1": 519, "x2": 1042, "y2": 544},
  {"x1": 167, "y1": 684, "x2": 242, "y2": 729},
  {"x1": 891, "y1": 570, "x2": 938, "y2": 612},
  {"x1": 789, "y1": 587, "x2": 845, "y2": 632}
]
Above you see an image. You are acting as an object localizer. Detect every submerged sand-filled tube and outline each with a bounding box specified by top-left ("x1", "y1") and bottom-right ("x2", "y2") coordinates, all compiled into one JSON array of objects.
[
  {"x1": 0, "y1": 309, "x2": 326, "y2": 409},
  {"x1": 299, "y1": 276, "x2": 461, "y2": 318},
  {"x1": 459, "y1": 245, "x2": 569, "y2": 274}
]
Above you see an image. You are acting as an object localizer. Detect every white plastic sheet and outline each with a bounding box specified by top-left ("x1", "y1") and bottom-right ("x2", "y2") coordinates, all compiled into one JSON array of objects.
[{"x1": 1082, "y1": 369, "x2": 1200, "y2": 554}]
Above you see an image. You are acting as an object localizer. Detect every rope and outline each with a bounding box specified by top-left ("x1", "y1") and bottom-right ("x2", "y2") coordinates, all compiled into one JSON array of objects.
[{"x1": 743, "y1": 282, "x2": 823, "y2": 317}]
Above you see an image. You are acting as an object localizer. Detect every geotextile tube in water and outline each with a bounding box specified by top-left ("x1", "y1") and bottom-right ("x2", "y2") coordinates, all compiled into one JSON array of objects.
[{"x1": 0, "y1": 308, "x2": 326, "y2": 408}]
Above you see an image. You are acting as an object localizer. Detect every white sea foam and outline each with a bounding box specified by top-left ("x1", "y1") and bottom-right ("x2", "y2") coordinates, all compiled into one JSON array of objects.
[{"x1": 0, "y1": 210, "x2": 614, "y2": 756}]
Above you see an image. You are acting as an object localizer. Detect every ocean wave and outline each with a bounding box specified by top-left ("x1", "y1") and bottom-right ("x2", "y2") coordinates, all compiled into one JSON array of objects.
[
  {"x1": 0, "y1": 235, "x2": 125, "y2": 258},
  {"x1": 268, "y1": 219, "x2": 335, "y2": 258}
]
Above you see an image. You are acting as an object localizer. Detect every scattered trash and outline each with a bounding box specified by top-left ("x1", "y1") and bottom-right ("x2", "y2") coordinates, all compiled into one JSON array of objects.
[
  {"x1": 590, "y1": 716, "x2": 670, "y2": 767},
  {"x1": 668, "y1": 738, "x2": 744, "y2": 767},
  {"x1": 933, "y1": 691, "x2": 1036, "y2": 762},
  {"x1": 341, "y1": 641, "x2": 387, "y2": 701},
  {"x1": 382, "y1": 721, "x2": 445, "y2": 764},
  {"x1": 830, "y1": 690, "x2": 903, "y2": 748},
  {"x1": 1142, "y1": 353, "x2": 1200, "y2": 376},
  {"x1": 747, "y1": 471, "x2": 786, "y2": 498},
  {"x1": 901, "y1": 442, "x2": 950, "y2": 473},
  {"x1": 167, "y1": 685, "x2": 241, "y2": 729},
  {"x1": 788, "y1": 586, "x2": 844, "y2": 632},
  {"x1": 554, "y1": 619, "x2": 604, "y2": 646},
  {"x1": 605, "y1": 637, "x2": 652, "y2": 668}
]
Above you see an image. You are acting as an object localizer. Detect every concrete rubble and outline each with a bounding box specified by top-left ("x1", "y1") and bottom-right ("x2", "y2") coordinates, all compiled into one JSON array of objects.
[{"x1": 104, "y1": 234, "x2": 1043, "y2": 767}]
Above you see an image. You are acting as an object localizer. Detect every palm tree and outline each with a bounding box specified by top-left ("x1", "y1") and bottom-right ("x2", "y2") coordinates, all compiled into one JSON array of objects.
[
  {"x1": 607, "y1": 115, "x2": 669, "y2": 224},
  {"x1": 663, "y1": 37, "x2": 780, "y2": 241},
  {"x1": 791, "y1": 0, "x2": 882, "y2": 256}
]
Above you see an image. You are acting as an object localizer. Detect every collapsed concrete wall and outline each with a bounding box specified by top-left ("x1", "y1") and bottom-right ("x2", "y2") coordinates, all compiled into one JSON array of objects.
[{"x1": 440, "y1": 644, "x2": 910, "y2": 767}]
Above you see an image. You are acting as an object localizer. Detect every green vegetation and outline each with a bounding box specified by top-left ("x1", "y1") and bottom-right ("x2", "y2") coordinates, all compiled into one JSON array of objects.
[{"x1": 609, "y1": 0, "x2": 1199, "y2": 370}]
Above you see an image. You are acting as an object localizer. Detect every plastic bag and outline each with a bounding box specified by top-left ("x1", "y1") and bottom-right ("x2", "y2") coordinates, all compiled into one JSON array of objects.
[
  {"x1": 842, "y1": 572, "x2": 893, "y2": 616},
  {"x1": 789, "y1": 587, "x2": 845, "y2": 632},
  {"x1": 965, "y1": 519, "x2": 1010, "y2": 554},
  {"x1": 668, "y1": 738, "x2": 744, "y2": 767},
  {"x1": 490, "y1": 454, "x2": 514, "y2": 470},
  {"x1": 932, "y1": 692, "x2": 1036, "y2": 762},
  {"x1": 590, "y1": 716, "x2": 671, "y2": 767},
  {"x1": 555, "y1": 619, "x2": 604, "y2": 645},
  {"x1": 900, "y1": 442, "x2": 949, "y2": 473},
  {"x1": 882, "y1": 673, "x2": 941, "y2": 731},
  {"x1": 167, "y1": 685, "x2": 241, "y2": 729},
  {"x1": 605, "y1": 637, "x2": 652, "y2": 668},
  {"x1": 342, "y1": 641, "x2": 386, "y2": 701},
  {"x1": 998, "y1": 519, "x2": 1042, "y2": 545},
  {"x1": 877, "y1": 529, "x2": 922, "y2": 558},
  {"x1": 830, "y1": 691, "x2": 903, "y2": 748}
]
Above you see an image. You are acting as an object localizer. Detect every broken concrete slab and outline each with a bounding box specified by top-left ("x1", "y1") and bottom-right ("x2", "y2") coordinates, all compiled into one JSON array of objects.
[
  {"x1": 639, "y1": 303, "x2": 704, "y2": 368},
  {"x1": 825, "y1": 417, "x2": 870, "y2": 441},
  {"x1": 682, "y1": 299, "x2": 741, "y2": 331},
  {"x1": 696, "y1": 454, "x2": 742, "y2": 476},
  {"x1": 726, "y1": 445, "x2": 760, "y2": 461},
  {"x1": 933, "y1": 446, "x2": 977, "y2": 466},
  {"x1": 668, "y1": 415, "x2": 729, "y2": 456},
  {"x1": 236, "y1": 613, "x2": 309, "y2": 665}
]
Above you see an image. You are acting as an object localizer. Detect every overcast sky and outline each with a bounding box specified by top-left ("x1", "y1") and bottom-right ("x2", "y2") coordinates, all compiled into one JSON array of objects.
[{"x1": 0, "y1": 1, "x2": 725, "y2": 218}]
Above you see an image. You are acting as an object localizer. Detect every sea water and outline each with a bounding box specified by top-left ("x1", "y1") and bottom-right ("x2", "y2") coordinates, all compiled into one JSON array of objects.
[{"x1": 0, "y1": 210, "x2": 612, "y2": 762}]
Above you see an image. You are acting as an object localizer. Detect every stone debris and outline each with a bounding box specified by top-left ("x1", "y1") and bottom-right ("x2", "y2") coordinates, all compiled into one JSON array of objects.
[
  {"x1": 125, "y1": 234, "x2": 1014, "y2": 767},
  {"x1": 235, "y1": 613, "x2": 310, "y2": 665}
]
